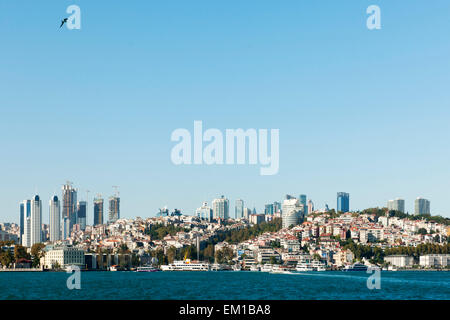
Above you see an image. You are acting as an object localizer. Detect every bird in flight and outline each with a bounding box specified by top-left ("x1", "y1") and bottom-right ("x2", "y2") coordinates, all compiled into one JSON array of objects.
[{"x1": 60, "y1": 18, "x2": 68, "y2": 28}]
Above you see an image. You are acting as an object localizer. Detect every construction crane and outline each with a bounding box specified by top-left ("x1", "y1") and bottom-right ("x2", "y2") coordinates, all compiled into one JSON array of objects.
[{"x1": 112, "y1": 186, "x2": 120, "y2": 197}]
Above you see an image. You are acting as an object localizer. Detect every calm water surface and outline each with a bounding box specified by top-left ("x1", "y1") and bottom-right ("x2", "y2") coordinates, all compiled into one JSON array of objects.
[{"x1": 0, "y1": 271, "x2": 449, "y2": 300}]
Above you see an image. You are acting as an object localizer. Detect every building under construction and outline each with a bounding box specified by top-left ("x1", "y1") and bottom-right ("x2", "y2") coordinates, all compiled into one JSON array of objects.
[
  {"x1": 93, "y1": 196, "x2": 104, "y2": 226},
  {"x1": 62, "y1": 182, "x2": 77, "y2": 235},
  {"x1": 108, "y1": 196, "x2": 120, "y2": 223}
]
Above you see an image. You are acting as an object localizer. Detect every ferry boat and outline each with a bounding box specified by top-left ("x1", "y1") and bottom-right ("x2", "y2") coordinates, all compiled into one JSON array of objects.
[
  {"x1": 160, "y1": 259, "x2": 210, "y2": 271},
  {"x1": 210, "y1": 263, "x2": 229, "y2": 271},
  {"x1": 250, "y1": 265, "x2": 260, "y2": 272},
  {"x1": 296, "y1": 262, "x2": 313, "y2": 272},
  {"x1": 342, "y1": 263, "x2": 368, "y2": 272},
  {"x1": 311, "y1": 260, "x2": 326, "y2": 271},
  {"x1": 387, "y1": 265, "x2": 397, "y2": 271},
  {"x1": 136, "y1": 266, "x2": 160, "y2": 272},
  {"x1": 270, "y1": 265, "x2": 293, "y2": 274},
  {"x1": 261, "y1": 264, "x2": 274, "y2": 272}
]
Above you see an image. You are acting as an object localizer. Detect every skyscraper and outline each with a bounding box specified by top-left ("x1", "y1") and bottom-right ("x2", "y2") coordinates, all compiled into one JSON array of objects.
[
  {"x1": 387, "y1": 198, "x2": 405, "y2": 213},
  {"x1": 62, "y1": 182, "x2": 77, "y2": 234},
  {"x1": 30, "y1": 195, "x2": 42, "y2": 246},
  {"x1": 77, "y1": 201, "x2": 87, "y2": 231},
  {"x1": 265, "y1": 203, "x2": 274, "y2": 215},
  {"x1": 93, "y1": 196, "x2": 104, "y2": 226},
  {"x1": 235, "y1": 199, "x2": 244, "y2": 219},
  {"x1": 415, "y1": 197, "x2": 430, "y2": 215},
  {"x1": 273, "y1": 201, "x2": 281, "y2": 214},
  {"x1": 307, "y1": 199, "x2": 314, "y2": 215},
  {"x1": 108, "y1": 196, "x2": 120, "y2": 223},
  {"x1": 299, "y1": 194, "x2": 307, "y2": 216},
  {"x1": 212, "y1": 195, "x2": 229, "y2": 220},
  {"x1": 62, "y1": 217, "x2": 70, "y2": 240},
  {"x1": 337, "y1": 192, "x2": 350, "y2": 213},
  {"x1": 21, "y1": 200, "x2": 31, "y2": 247},
  {"x1": 282, "y1": 198, "x2": 303, "y2": 229},
  {"x1": 196, "y1": 202, "x2": 213, "y2": 221},
  {"x1": 19, "y1": 202, "x2": 25, "y2": 244},
  {"x1": 49, "y1": 195, "x2": 60, "y2": 242}
]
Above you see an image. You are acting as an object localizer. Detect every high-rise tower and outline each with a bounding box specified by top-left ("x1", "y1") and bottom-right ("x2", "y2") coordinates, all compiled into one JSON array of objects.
[
  {"x1": 20, "y1": 200, "x2": 31, "y2": 247},
  {"x1": 94, "y1": 196, "x2": 104, "y2": 226},
  {"x1": 77, "y1": 201, "x2": 87, "y2": 230},
  {"x1": 108, "y1": 196, "x2": 120, "y2": 222},
  {"x1": 30, "y1": 195, "x2": 42, "y2": 246},
  {"x1": 62, "y1": 182, "x2": 77, "y2": 234},
  {"x1": 337, "y1": 192, "x2": 350, "y2": 213},
  {"x1": 235, "y1": 199, "x2": 244, "y2": 219},
  {"x1": 49, "y1": 195, "x2": 61, "y2": 242}
]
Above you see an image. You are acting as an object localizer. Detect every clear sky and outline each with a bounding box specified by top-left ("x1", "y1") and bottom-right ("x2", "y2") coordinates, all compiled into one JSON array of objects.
[{"x1": 1, "y1": 1, "x2": 449, "y2": 224}]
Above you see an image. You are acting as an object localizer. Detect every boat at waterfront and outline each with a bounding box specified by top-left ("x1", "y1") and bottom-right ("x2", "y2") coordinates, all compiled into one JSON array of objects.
[
  {"x1": 387, "y1": 265, "x2": 398, "y2": 271},
  {"x1": 136, "y1": 266, "x2": 160, "y2": 272},
  {"x1": 296, "y1": 262, "x2": 313, "y2": 272},
  {"x1": 261, "y1": 264, "x2": 274, "y2": 272},
  {"x1": 311, "y1": 260, "x2": 326, "y2": 271},
  {"x1": 270, "y1": 265, "x2": 294, "y2": 274},
  {"x1": 161, "y1": 259, "x2": 210, "y2": 271},
  {"x1": 232, "y1": 264, "x2": 242, "y2": 271},
  {"x1": 250, "y1": 265, "x2": 260, "y2": 272},
  {"x1": 343, "y1": 263, "x2": 368, "y2": 272},
  {"x1": 109, "y1": 265, "x2": 118, "y2": 272}
]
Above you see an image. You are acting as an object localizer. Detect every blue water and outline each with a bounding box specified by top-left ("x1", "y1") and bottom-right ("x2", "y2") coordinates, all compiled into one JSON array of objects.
[{"x1": 0, "y1": 271, "x2": 449, "y2": 300}]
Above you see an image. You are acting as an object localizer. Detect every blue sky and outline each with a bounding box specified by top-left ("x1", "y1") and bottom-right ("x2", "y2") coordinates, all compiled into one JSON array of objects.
[{"x1": 1, "y1": 1, "x2": 449, "y2": 223}]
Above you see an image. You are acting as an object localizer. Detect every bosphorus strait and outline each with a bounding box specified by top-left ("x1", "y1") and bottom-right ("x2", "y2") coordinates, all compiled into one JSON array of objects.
[{"x1": 1, "y1": 271, "x2": 449, "y2": 300}]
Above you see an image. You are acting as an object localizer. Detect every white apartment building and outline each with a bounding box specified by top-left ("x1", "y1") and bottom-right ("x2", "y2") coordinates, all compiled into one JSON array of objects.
[
  {"x1": 419, "y1": 254, "x2": 450, "y2": 268},
  {"x1": 40, "y1": 245, "x2": 85, "y2": 269},
  {"x1": 212, "y1": 196, "x2": 229, "y2": 220},
  {"x1": 257, "y1": 249, "x2": 280, "y2": 264},
  {"x1": 333, "y1": 249, "x2": 354, "y2": 267},
  {"x1": 387, "y1": 198, "x2": 405, "y2": 213},
  {"x1": 384, "y1": 255, "x2": 415, "y2": 268},
  {"x1": 22, "y1": 216, "x2": 31, "y2": 247},
  {"x1": 282, "y1": 198, "x2": 303, "y2": 229},
  {"x1": 195, "y1": 202, "x2": 213, "y2": 221}
]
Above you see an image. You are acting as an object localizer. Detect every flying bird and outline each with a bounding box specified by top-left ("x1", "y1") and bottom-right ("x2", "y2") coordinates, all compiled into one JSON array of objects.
[{"x1": 60, "y1": 18, "x2": 68, "y2": 28}]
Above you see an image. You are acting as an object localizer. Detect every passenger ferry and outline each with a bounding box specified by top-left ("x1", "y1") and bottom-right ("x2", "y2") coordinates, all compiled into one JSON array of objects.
[
  {"x1": 270, "y1": 265, "x2": 293, "y2": 274},
  {"x1": 210, "y1": 263, "x2": 229, "y2": 271},
  {"x1": 296, "y1": 262, "x2": 313, "y2": 272},
  {"x1": 387, "y1": 265, "x2": 398, "y2": 271},
  {"x1": 160, "y1": 259, "x2": 210, "y2": 271},
  {"x1": 136, "y1": 266, "x2": 160, "y2": 272},
  {"x1": 250, "y1": 265, "x2": 260, "y2": 272},
  {"x1": 261, "y1": 264, "x2": 274, "y2": 272},
  {"x1": 342, "y1": 263, "x2": 368, "y2": 272},
  {"x1": 311, "y1": 260, "x2": 326, "y2": 271}
]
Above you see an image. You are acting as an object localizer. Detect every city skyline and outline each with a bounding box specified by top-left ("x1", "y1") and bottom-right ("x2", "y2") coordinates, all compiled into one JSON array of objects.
[
  {"x1": 8, "y1": 181, "x2": 440, "y2": 226},
  {"x1": 1, "y1": 1, "x2": 450, "y2": 222}
]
